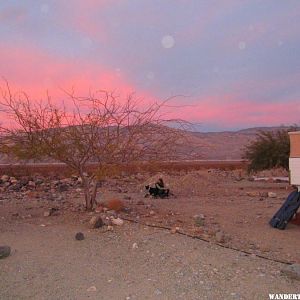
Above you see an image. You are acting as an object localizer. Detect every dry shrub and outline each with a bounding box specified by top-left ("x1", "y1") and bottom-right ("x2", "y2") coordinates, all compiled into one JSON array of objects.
[{"x1": 103, "y1": 199, "x2": 124, "y2": 212}]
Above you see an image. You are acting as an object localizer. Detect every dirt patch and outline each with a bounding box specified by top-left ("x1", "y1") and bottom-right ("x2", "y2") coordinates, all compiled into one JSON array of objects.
[
  {"x1": 1, "y1": 169, "x2": 299, "y2": 265},
  {"x1": 1, "y1": 169, "x2": 300, "y2": 298},
  {"x1": 1, "y1": 222, "x2": 299, "y2": 299}
]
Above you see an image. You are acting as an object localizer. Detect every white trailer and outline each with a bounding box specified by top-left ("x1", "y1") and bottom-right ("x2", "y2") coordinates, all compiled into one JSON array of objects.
[{"x1": 289, "y1": 131, "x2": 300, "y2": 190}]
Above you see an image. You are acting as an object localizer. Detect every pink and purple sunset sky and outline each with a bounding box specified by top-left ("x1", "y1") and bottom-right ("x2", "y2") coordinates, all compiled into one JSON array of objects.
[{"x1": 0, "y1": 0, "x2": 300, "y2": 131}]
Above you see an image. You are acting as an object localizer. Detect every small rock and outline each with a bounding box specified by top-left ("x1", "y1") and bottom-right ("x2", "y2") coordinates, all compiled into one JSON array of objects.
[
  {"x1": 58, "y1": 183, "x2": 69, "y2": 192},
  {"x1": 132, "y1": 243, "x2": 138, "y2": 249},
  {"x1": 89, "y1": 216, "x2": 104, "y2": 229},
  {"x1": 215, "y1": 231, "x2": 225, "y2": 243},
  {"x1": 259, "y1": 191, "x2": 268, "y2": 198},
  {"x1": 35, "y1": 178, "x2": 44, "y2": 185},
  {"x1": 149, "y1": 210, "x2": 155, "y2": 216},
  {"x1": 281, "y1": 264, "x2": 300, "y2": 280},
  {"x1": 0, "y1": 246, "x2": 11, "y2": 259},
  {"x1": 107, "y1": 225, "x2": 114, "y2": 231},
  {"x1": 246, "y1": 192, "x2": 259, "y2": 197},
  {"x1": 170, "y1": 227, "x2": 180, "y2": 234},
  {"x1": 44, "y1": 210, "x2": 52, "y2": 217},
  {"x1": 194, "y1": 214, "x2": 205, "y2": 227},
  {"x1": 75, "y1": 232, "x2": 85, "y2": 240},
  {"x1": 1, "y1": 175, "x2": 9, "y2": 183},
  {"x1": 137, "y1": 200, "x2": 145, "y2": 205},
  {"x1": 268, "y1": 192, "x2": 277, "y2": 198},
  {"x1": 154, "y1": 289, "x2": 162, "y2": 296},
  {"x1": 10, "y1": 177, "x2": 18, "y2": 184},
  {"x1": 111, "y1": 217, "x2": 124, "y2": 226},
  {"x1": 87, "y1": 286, "x2": 97, "y2": 292},
  {"x1": 95, "y1": 205, "x2": 104, "y2": 213},
  {"x1": 43, "y1": 207, "x2": 57, "y2": 217},
  {"x1": 27, "y1": 181, "x2": 36, "y2": 188}
]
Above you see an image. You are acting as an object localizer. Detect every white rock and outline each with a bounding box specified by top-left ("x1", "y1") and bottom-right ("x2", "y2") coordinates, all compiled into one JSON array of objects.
[
  {"x1": 10, "y1": 177, "x2": 18, "y2": 184},
  {"x1": 1, "y1": 175, "x2": 9, "y2": 182},
  {"x1": 87, "y1": 286, "x2": 97, "y2": 292},
  {"x1": 111, "y1": 218, "x2": 124, "y2": 226}
]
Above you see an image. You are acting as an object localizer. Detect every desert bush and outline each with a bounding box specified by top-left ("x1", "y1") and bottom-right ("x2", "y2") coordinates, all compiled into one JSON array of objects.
[
  {"x1": 0, "y1": 81, "x2": 187, "y2": 210},
  {"x1": 243, "y1": 127, "x2": 298, "y2": 172}
]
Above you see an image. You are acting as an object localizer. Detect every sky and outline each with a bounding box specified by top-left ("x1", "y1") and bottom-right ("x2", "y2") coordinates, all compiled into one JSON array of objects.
[{"x1": 0, "y1": 0, "x2": 300, "y2": 131}]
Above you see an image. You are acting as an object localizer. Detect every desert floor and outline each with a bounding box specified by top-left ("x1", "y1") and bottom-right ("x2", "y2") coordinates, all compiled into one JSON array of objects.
[{"x1": 1, "y1": 168, "x2": 299, "y2": 299}]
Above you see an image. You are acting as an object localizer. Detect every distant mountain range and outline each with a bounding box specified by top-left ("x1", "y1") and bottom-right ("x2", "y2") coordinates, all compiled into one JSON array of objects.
[
  {"x1": 0, "y1": 126, "x2": 289, "y2": 162},
  {"x1": 184, "y1": 126, "x2": 288, "y2": 160}
]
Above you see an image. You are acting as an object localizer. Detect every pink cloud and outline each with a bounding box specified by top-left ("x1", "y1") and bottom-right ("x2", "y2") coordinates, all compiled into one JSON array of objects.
[
  {"x1": 1, "y1": 41, "x2": 299, "y2": 129},
  {"x1": 0, "y1": 43, "x2": 148, "y2": 101},
  {"x1": 171, "y1": 96, "x2": 300, "y2": 128}
]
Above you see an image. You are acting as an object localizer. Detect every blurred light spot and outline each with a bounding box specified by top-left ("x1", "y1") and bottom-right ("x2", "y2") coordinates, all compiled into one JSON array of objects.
[
  {"x1": 277, "y1": 40, "x2": 283, "y2": 47},
  {"x1": 40, "y1": 4, "x2": 49, "y2": 14},
  {"x1": 147, "y1": 71, "x2": 155, "y2": 80},
  {"x1": 81, "y1": 37, "x2": 93, "y2": 49},
  {"x1": 161, "y1": 35, "x2": 175, "y2": 49},
  {"x1": 238, "y1": 41, "x2": 246, "y2": 50}
]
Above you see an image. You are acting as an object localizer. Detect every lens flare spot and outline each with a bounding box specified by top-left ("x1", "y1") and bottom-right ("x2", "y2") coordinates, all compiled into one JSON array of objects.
[
  {"x1": 146, "y1": 71, "x2": 155, "y2": 80},
  {"x1": 161, "y1": 35, "x2": 175, "y2": 49},
  {"x1": 238, "y1": 41, "x2": 246, "y2": 50}
]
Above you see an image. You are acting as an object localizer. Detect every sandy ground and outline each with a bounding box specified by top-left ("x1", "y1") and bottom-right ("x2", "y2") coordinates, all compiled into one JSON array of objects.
[
  {"x1": 0, "y1": 221, "x2": 299, "y2": 300},
  {"x1": 1, "y1": 169, "x2": 300, "y2": 299}
]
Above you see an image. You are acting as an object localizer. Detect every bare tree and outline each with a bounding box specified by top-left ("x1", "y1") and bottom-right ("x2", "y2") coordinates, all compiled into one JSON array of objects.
[{"x1": 0, "y1": 82, "x2": 187, "y2": 210}]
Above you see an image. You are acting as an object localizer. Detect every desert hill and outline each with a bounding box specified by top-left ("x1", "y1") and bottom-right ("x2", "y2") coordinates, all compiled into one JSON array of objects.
[
  {"x1": 0, "y1": 126, "x2": 287, "y2": 162},
  {"x1": 185, "y1": 126, "x2": 287, "y2": 160}
]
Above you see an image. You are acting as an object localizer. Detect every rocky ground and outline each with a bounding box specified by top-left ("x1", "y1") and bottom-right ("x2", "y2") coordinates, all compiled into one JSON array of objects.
[{"x1": 0, "y1": 169, "x2": 300, "y2": 299}]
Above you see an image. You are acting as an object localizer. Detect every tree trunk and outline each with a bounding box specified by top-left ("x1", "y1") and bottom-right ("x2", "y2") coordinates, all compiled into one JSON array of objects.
[{"x1": 81, "y1": 175, "x2": 99, "y2": 211}]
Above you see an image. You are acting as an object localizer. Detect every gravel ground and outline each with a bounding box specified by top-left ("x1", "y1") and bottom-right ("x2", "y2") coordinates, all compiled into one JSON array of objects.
[{"x1": 0, "y1": 221, "x2": 299, "y2": 300}]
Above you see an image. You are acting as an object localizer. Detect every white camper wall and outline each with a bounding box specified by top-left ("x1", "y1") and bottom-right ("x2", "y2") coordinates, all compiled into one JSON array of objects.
[
  {"x1": 289, "y1": 131, "x2": 300, "y2": 187},
  {"x1": 289, "y1": 158, "x2": 300, "y2": 185}
]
